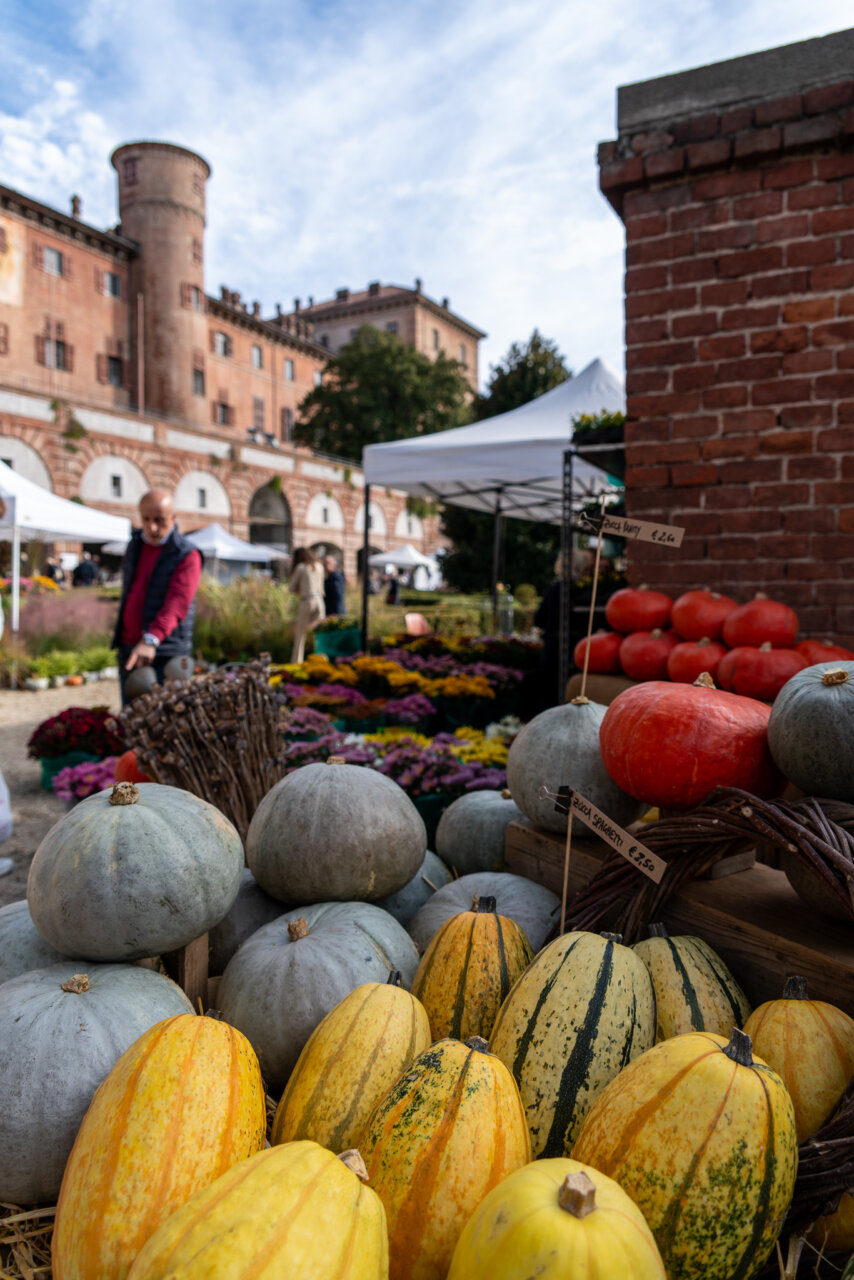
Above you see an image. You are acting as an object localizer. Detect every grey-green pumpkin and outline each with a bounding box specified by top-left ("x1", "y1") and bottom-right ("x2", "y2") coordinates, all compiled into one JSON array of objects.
[
  {"x1": 208, "y1": 869, "x2": 287, "y2": 975},
  {"x1": 435, "y1": 789, "x2": 522, "y2": 875},
  {"x1": 373, "y1": 850, "x2": 453, "y2": 926},
  {"x1": 768, "y1": 661, "x2": 854, "y2": 804},
  {"x1": 0, "y1": 900, "x2": 69, "y2": 985}
]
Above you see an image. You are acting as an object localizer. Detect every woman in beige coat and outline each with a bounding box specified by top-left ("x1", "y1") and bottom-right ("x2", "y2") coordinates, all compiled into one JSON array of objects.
[{"x1": 289, "y1": 547, "x2": 326, "y2": 662}]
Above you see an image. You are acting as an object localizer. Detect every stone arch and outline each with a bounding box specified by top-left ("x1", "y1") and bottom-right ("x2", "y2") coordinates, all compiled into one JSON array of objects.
[
  {"x1": 174, "y1": 468, "x2": 231, "y2": 518},
  {"x1": 310, "y1": 540, "x2": 344, "y2": 565},
  {"x1": 80, "y1": 454, "x2": 149, "y2": 506},
  {"x1": 394, "y1": 508, "x2": 423, "y2": 540},
  {"x1": 305, "y1": 491, "x2": 345, "y2": 531},
  {"x1": 0, "y1": 436, "x2": 52, "y2": 488},
  {"x1": 249, "y1": 480, "x2": 292, "y2": 550},
  {"x1": 354, "y1": 500, "x2": 388, "y2": 537}
]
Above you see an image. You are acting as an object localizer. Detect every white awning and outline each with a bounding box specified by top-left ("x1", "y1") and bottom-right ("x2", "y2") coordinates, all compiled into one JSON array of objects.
[
  {"x1": 0, "y1": 459, "x2": 132, "y2": 543},
  {"x1": 184, "y1": 523, "x2": 274, "y2": 562}
]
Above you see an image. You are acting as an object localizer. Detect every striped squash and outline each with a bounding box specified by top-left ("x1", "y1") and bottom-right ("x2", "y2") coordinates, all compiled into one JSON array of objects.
[
  {"x1": 411, "y1": 896, "x2": 533, "y2": 1041},
  {"x1": 447, "y1": 1158, "x2": 666, "y2": 1280},
  {"x1": 844, "y1": 1250, "x2": 854, "y2": 1280},
  {"x1": 490, "y1": 930, "x2": 656, "y2": 1156},
  {"x1": 272, "y1": 973, "x2": 431, "y2": 1152},
  {"x1": 362, "y1": 1036, "x2": 531, "y2": 1280},
  {"x1": 743, "y1": 974, "x2": 854, "y2": 1141},
  {"x1": 572, "y1": 1028, "x2": 798, "y2": 1280},
  {"x1": 53, "y1": 1014, "x2": 266, "y2": 1280},
  {"x1": 127, "y1": 1143, "x2": 388, "y2": 1279},
  {"x1": 633, "y1": 924, "x2": 751, "y2": 1041}
]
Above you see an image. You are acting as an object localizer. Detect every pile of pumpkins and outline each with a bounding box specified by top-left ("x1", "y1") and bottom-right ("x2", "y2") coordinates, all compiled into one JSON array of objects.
[{"x1": 575, "y1": 584, "x2": 854, "y2": 703}]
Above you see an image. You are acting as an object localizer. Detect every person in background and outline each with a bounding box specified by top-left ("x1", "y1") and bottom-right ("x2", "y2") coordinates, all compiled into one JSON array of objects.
[
  {"x1": 44, "y1": 555, "x2": 65, "y2": 586},
  {"x1": 289, "y1": 547, "x2": 325, "y2": 662},
  {"x1": 323, "y1": 554, "x2": 346, "y2": 617},
  {"x1": 385, "y1": 570, "x2": 401, "y2": 606},
  {"x1": 72, "y1": 552, "x2": 99, "y2": 587},
  {"x1": 113, "y1": 489, "x2": 203, "y2": 704}
]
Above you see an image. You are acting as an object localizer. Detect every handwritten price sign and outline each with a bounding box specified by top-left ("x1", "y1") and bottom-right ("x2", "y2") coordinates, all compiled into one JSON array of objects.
[
  {"x1": 555, "y1": 787, "x2": 666, "y2": 884},
  {"x1": 600, "y1": 514, "x2": 684, "y2": 547}
]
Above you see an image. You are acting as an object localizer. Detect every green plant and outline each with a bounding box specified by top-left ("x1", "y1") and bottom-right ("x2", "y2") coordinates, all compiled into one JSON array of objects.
[
  {"x1": 208, "y1": 453, "x2": 222, "y2": 468},
  {"x1": 270, "y1": 474, "x2": 283, "y2": 494},
  {"x1": 62, "y1": 417, "x2": 88, "y2": 440},
  {"x1": 29, "y1": 656, "x2": 55, "y2": 679},
  {"x1": 80, "y1": 645, "x2": 116, "y2": 672},
  {"x1": 314, "y1": 615, "x2": 359, "y2": 633}
]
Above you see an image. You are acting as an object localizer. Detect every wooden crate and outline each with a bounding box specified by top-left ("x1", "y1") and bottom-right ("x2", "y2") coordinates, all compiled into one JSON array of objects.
[{"x1": 505, "y1": 818, "x2": 854, "y2": 1017}]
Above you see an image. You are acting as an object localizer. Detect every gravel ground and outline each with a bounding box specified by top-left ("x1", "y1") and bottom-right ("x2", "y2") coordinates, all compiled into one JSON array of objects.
[{"x1": 0, "y1": 680, "x2": 120, "y2": 908}]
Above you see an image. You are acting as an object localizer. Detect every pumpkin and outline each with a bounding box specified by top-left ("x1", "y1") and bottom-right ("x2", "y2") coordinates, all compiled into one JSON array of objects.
[
  {"x1": 27, "y1": 781, "x2": 244, "y2": 961},
  {"x1": 0, "y1": 899, "x2": 68, "y2": 984},
  {"x1": 666, "y1": 637, "x2": 728, "y2": 684},
  {"x1": 362, "y1": 1036, "x2": 531, "y2": 1280},
  {"x1": 599, "y1": 675, "x2": 785, "y2": 810},
  {"x1": 722, "y1": 592, "x2": 799, "y2": 648},
  {"x1": 808, "y1": 1190, "x2": 854, "y2": 1255},
  {"x1": 246, "y1": 759, "x2": 426, "y2": 904},
  {"x1": 435, "y1": 788, "x2": 521, "y2": 876},
  {"x1": 411, "y1": 896, "x2": 533, "y2": 1041},
  {"x1": 491, "y1": 930, "x2": 656, "y2": 1156},
  {"x1": 573, "y1": 630, "x2": 623, "y2": 674},
  {"x1": 619, "y1": 628, "x2": 679, "y2": 681},
  {"x1": 633, "y1": 923, "x2": 751, "y2": 1041},
  {"x1": 572, "y1": 1028, "x2": 798, "y2": 1280},
  {"x1": 506, "y1": 698, "x2": 645, "y2": 835},
  {"x1": 407, "y1": 871, "x2": 559, "y2": 955},
  {"x1": 447, "y1": 1158, "x2": 666, "y2": 1280},
  {"x1": 0, "y1": 963, "x2": 193, "y2": 1205},
  {"x1": 742, "y1": 974, "x2": 854, "y2": 1141},
  {"x1": 217, "y1": 901, "x2": 420, "y2": 1089},
  {"x1": 272, "y1": 973, "x2": 431, "y2": 1151},
  {"x1": 374, "y1": 850, "x2": 453, "y2": 925},
  {"x1": 716, "y1": 642, "x2": 806, "y2": 701},
  {"x1": 53, "y1": 1013, "x2": 266, "y2": 1280},
  {"x1": 671, "y1": 589, "x2": 737, "y2": 642},
  {"x1": 114, "y1": 748, "x2": 151, "y2": 784},
  {"x1": 126, "y1": 1143, "x2": 388, "y2": 1280},
  {"x1": 796, "y1": 638, "x2": 854, "y2": 664},
  {"x1": 208, "y1": 868, "x2": 286, "y2": 975},
  {"x1": 606, "y1": 585, "x2": 673, "y2": 633},
  {"x1": 767, "y1": 661, "x2": 854, "y2": 803}
]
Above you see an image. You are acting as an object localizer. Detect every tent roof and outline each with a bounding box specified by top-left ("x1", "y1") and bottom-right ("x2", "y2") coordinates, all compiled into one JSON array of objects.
[
  {"x1": 0, "y1": 460, "x2": 132, "y2": 542},
  {"x1": 184, "y1": 523, "x2": 274, "y2": 562},
  {"x1": 362, "y1": 357, "x2": 624, "y2": 522},
  {"x1": 367, "y1": 543, "x2": 435, "y2": 568}
]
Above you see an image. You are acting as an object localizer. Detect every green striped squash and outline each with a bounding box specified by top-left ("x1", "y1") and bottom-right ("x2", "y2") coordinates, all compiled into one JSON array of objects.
[
  {"x1": 633, "y1": 924, "x2": 751, "y2": 1041},
  {"x1": 490, "y1": 930, "x2": 656, "y2": 1156},
  {"x1": 844, "y1": 1252, "x2": 854, "y2": 1280},
  {"x1": 572, "y1": 1028, "x2": 798, "y2": 1280}
]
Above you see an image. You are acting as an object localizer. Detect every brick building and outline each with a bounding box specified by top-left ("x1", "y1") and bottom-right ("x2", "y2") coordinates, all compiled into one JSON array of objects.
[
  {"x1": 598, "y1": 28, "x2": 854, "y2": 644},
  {"x1": 0, "y1": 140, "x2": 482, "y2": 571}
]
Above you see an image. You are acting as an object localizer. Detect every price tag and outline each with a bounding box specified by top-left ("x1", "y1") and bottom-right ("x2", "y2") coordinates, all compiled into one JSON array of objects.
[
  {"x1": 601, "y1": 514, "x2": 684, "y2": 547},
  {"x1": 554, "y1": 787, "x2": 666, "y2": 884}
]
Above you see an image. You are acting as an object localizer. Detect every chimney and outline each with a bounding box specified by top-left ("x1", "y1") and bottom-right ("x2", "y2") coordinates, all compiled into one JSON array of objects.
[
  {"x1": 414, "y1": 278, "x2": 422, "y2": 293},
  {"x1": 368, "y1": 281, "x2": 380, "y2": 296},
  {"x1": 220, "y1": 285, "x2": 229, "y2": 301},
  {"x1": 308, "y1": 295, "x2": 314, "y2": 307},
  {"x1": 336, "y1": 288, "x2": 349, "y2": 302},
  {"x1": 252, "y1": 301, "x2": 260, "y2": 317},
  {"x1": 442, "y1": 297, "x2": 449, "y2": 309},
  {"x1": 70, "y1": 194, "x2": 81, "y2": 219},
  {"x1": 275, "y1": 303, "x2": 282, "y2": 318},
  {"x1": 294, "y1": 298, "x2": 301, "y2": 312}
]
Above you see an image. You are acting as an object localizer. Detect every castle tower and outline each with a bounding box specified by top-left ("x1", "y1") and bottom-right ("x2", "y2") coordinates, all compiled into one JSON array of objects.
[{"x1": 111, "y1": 141, "x2": 210, "y2": 422}]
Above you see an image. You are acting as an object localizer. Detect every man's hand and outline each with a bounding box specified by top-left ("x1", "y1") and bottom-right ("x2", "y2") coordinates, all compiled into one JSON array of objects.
[{"x1": 125, "y1": 641, "x2": 157, "y2": 671}]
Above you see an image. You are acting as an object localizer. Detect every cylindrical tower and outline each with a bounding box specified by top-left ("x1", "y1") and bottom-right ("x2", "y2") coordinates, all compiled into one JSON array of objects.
[{"x1": 111, "y1": 141, "x2": 210, "y2": 422}]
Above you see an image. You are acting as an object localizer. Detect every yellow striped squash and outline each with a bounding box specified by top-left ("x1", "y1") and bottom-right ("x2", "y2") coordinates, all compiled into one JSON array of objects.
[
  {"x1": 53, "y1": 1014, "x2": 266, "y2": 1280},
  {"x1": 447, "y1": 1158, "x2": 666, "y2": 1280},
  {"x1": 633, "y1": 924, "x2": 751, "y2": 1041},
  {"x1": 410, "y1": 896, "x2": 533, "y2": 1041},
  {"x1": 127, "y1": 1142, "x2": 388, "y2": 1279},
  {"x1": 361, "y1": 1036, "x2": 531, "y2": 1280},
  {"x1": 272, "y1": 974, "x2": 431, "y2": 1152},
  {"x1": 743, "y1": 974, "x2": 854, "y2": 1141},
  {"x1": 490, "y1": 930, "x2": 656, "y2": 1156},
  {"x1": 572, "y1": 1028, "x2": 798, "y2": 1280}
]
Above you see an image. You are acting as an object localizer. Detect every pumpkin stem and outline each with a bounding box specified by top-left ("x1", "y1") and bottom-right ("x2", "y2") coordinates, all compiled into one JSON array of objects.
[
  {"x1": 337, "y1": 1149, "x2": 370, "y2": 1182},
  {"x1": 648, "y1": 922, "x2": 669, "y2": 938},
  {"x1": 710, "y1": 592, "x2": 721, "y2": 600},
  {"x1": 822, "y1": 668, "x2": 850, "y2": 687},
  {"x1": 326, "y1": 756, "x2": 346, "y2": 765},
  {"x1": 600, "y1": 931, "x2": 623, "y2": 945},
  {"x1": 722, "y1": 1027, "x2": 754, "y2": 1066},
  {"x1": 387, "y1": 970, "x2": 403, "y2": 987},
  {"x1": 651, "y1": 629, "x2": 663, "y2": 639},
  {"x1": 501, "y1": 788, "x2": 513, "y2": 800},
  {"x1": 61, "y1": 973, "x2": 90, "y2": 994},
  {"x1": 570, "y1": 695, "x2": 590, "y2": 705},
  {"x1": 759, "y1": 642, "x2": 773, "y2": 652},
  {"x1": 109, "y1": 782, "x2": 139, "y2": 806},
  {"x1": 783, "y1": 975, "x2": 809, "y2": 1000},
  {"x1": 465, "y1": 1036, "x2": 490, "y2": 1053},
  {"x1": 697, "y1": 637, "x2": 711, "y2": 647},
  {"x1": 474, "y1": 896, "x2": 497, "y2": 914},
  {"x1": 693, "y1": 672, "x2": 715, "y2": 688},
  {"x1": 558, "y1": 1171, "x2": 597, "y2": 1218},
  {"x1": 288, "y1": 917, "x2": 309, "y2": 941}
]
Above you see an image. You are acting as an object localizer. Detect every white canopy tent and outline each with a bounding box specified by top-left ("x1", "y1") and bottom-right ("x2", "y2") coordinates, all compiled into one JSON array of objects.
[
  {"x1": 185, "y1": 523, "x2": 274, "y2": 563},
  {"x1": 0, "y1": 459, "x2": 131, "y2": 631},
  {"x1": 367, "y1": 543, "x2": 435, "y2": 569}
]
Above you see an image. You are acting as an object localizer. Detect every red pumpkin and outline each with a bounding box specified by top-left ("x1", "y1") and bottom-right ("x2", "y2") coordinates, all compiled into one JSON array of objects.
[
  {"x1": 671, "y1": 590, "x2": 738, "y2": 642},
  {"x1": 717, "y1": 644, "x2": 807, "y2": 702},
  {"x1": 722, "y1": 594, "x2": 798, "y2": 649},
  {"x1": 619, "y1": 629, "x2": 679, "y2": 681},
  {"x1": 795, "y1": 639, "x2": 854, "y2": 665},
  {"x1": 605, "y1": 586, "x2": 672, "y2": 634},
  {"x1": 573, "y1": 631, "x2": 623, "y2": 675},
  {"x1": 667, "y1": 638, "x2": 728, "y2": 684},
  {"x1": 115, "y1": 749, "x2": 151, "y2": 785},
  {"x1": 599, "y1": 676, "x2": 785, "y2": 810}
]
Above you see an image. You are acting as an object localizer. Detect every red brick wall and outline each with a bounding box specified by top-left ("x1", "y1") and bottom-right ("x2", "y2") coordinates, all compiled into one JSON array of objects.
[{"x1": 599, "y1": 79, "x2": 854, "y2": 644}]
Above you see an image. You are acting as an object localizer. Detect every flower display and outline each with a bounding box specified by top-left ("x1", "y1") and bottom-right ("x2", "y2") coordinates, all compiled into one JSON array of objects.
[
  {"x1": 52, "y1": 756, "x2": 119, "y2": 802},
  {"x1": 383, "y1": 693, "x2": 437, "y2": 725},
  {"x1": 27, "y1": 706, "x2": 127, "y2": 760}
]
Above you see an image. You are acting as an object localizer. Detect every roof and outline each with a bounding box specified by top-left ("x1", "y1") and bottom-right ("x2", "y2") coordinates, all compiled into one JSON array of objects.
[
  {"x1": 297, "y1": 283, "x2": 487, "y2": 340},
  {"x1": 0, "y1": 184, "x2": 139, "y2": 260}
]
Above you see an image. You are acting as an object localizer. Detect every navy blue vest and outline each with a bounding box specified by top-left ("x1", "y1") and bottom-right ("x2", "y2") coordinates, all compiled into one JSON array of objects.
[{"x1": 113, "y1": 527, "x2": 202, "y2": 658}]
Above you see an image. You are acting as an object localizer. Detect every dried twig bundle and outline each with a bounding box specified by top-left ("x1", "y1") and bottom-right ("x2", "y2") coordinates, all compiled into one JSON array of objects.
[{"x1": 0, "y1": 1201, "x2": 55, "y2": 1278}]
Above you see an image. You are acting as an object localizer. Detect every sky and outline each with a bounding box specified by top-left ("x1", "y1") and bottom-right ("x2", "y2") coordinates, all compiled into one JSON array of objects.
[{"x1": 1, "y1": 1, "x2": 852, "y2": 391}]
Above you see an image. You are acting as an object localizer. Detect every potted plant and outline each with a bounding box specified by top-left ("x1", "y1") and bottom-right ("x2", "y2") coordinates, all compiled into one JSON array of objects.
[
  {"x1": 24, "y1": 656, "x2": 51, "y2": 691},
  {"x1": 313, "y1": 615, "x2": 362, "y2": 658},
  {"x1": 28, "y1": 707, "x2": 127, "y2": 791}
]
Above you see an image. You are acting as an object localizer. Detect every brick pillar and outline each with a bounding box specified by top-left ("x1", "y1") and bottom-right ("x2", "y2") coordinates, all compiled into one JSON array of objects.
[{"x1": 599, "y1": 31, "x2": 854, "y2": 644}]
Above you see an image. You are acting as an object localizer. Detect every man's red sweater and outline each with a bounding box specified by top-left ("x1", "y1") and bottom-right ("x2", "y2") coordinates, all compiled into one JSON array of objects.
[{"x1": 120, "y1": 541, "x2": 202, "y2": 647}]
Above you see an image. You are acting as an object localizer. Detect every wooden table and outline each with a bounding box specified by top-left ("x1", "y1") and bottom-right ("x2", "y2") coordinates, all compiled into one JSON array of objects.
[{"x1": 505, "y1": 818, "x2": 854, "y2": 1017}]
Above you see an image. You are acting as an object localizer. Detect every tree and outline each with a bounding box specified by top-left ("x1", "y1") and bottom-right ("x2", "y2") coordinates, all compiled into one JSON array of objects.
[
  {"x1": 294, "y1": 326, "x2": 471, "y2": 462},
  {"x1": 441, "y1": 331, "x2": 571, "y2": 594}
]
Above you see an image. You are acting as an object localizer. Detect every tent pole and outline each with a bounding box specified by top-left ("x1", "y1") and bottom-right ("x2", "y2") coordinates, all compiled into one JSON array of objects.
[
  {"x1": 360, "y1": 483, "x2": 370, "y2": 651},
  {"x1": 11, "y1": 522, "x2": 20, "y2": 633},
  {"x1": 558, "y1": 449, "x2": 574, "y2": 702},
  {"x1": 492, "y1": 493, "x2": 502, "y2": 631}
]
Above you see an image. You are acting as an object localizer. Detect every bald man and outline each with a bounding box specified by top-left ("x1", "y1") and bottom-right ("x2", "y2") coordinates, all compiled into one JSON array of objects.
[{"x1": 112, "y1": 489, "x2": 203, "y2": 702}]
